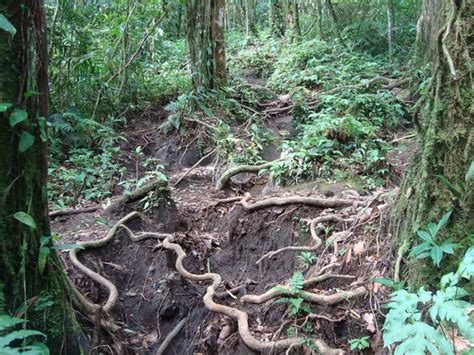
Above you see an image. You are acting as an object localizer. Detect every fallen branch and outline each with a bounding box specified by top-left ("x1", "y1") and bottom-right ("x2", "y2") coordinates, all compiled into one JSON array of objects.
[
  {"x1": 104, "y1": 180, "x2": 168, "y2": 214},
  {"x1": 174, "y1": 148, "x2": 217, "y2": 187},
  {"x1": 155, "y1": 317, "x2": 187, "y2": 355},
  {"x1": 240, "y1": 193, "x2": 356, "y2": 212},
  {"x1": 256, "y1": 215, "x2": 345, "y2": 264},
  {"x1": 49, "y1": 206, "x2": 99, "y2": 219},
  {"x1": 241, "y1": 273, "x2": 361, "y2": 304},
  {"x1": 160, "y1": 235, "x2": 344, "y2": 354},
  {"x1": 216, "y1": 159, "x2": 283, "y2": 190},
  {"x1": 69, "y1": 212, "x2": 139, "y2": 312}
]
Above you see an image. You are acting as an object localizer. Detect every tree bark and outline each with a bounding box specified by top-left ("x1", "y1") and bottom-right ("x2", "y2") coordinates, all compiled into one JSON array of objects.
[
  {"x1": 186, "y1": 0, "x2": 227, "y2": 90},
  {"x1": 387, "y1": 0, "x2": 394, "y2": 59},
  {"x1": 0, "y1": 1, "x2": 82, "y2": 353},
  {"x1": 269, "y1": 0, "x2": 285, "y2": 37},
  {"x1": 393, "y1": 0, "x2": 473, "y2": 283}
]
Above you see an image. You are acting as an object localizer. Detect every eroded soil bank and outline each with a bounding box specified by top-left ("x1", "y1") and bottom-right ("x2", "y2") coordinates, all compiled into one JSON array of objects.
[{"x1": 52, "y1": 105, "x2": 413, "y2": 354}]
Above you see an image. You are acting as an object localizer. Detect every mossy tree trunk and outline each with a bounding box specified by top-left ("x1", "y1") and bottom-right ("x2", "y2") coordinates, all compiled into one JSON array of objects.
[
  {"x1": 245, "y1": 0, "x2": 256, "y2": 37},
  {"x1": 393, "y1": 0, "x2": 473, "y2": 282},
  {"x1": 186, "y1": 0, "x2": 227, "y2": 90},
  {"x1": 269, "y1": 0, "x2": 285, "y2": 37},
  {"x1": 0, "y1": 1, "x2": 82, "y2": 353}
]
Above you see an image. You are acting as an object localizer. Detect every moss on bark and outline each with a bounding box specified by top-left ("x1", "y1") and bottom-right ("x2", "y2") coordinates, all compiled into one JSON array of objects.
[
  {"x1": 393, "y1": 0, "x2": 473, "y2": 285},
  {"x1": 0, "y1": 2, "x2": 82, "y2": 353}
]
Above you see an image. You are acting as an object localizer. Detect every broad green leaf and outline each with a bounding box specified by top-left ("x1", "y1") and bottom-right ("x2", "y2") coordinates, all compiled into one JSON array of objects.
[
  {"x1": 0, "y1": 329, "x2": 45, "y2": 347},
  {"x1": 439, "y1": 240, "x2": 457, "y2": 254},
  {"x1": 9, "y1": 109, "x2": 28, "y2": 127},
  {"x1": 436, "y1": 175, "x2": 462, "y2": 199},
  {"x1": 0, "y1": 14, "x2": 16, "y2": 36},
  {"x1": 13, "y1": 212, "x2": 36, "y2": 229},
  {"x1": 427, "y1": 223, "x2": 439, "y2": 238},
  {"x1": 431, "y1": 246, "x2": 443, "y2": 267},
  {"x1": 372, "y1": 277, "x2": 394, "y2": 288},
  {"x1": 38, "y1": 247, "x2": 50, "y2": 274},
  {"x1": 417, "y1": 230, "x2": 433, "y2": 242},
  {"x1": 409, "y1": 242, "x2": 431, "y2": 257},
  {"x1": 457, "y1": 247, "x2": 474, "y2": 279},
  {"x1": 0, "y1": 315, "x2": 25, "y2": 331},
  {"x1": 436, "y1": 210, "x2": 452, "y2": 232},
  {"x1": 18, "y1": 131, "x2": 35, "y2": 153},
  {"x1": 0, "y1": 102, "x2": 12, "y2": 112}
]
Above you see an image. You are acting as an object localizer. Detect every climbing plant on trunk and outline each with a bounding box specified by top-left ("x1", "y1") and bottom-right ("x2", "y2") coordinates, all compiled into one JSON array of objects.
[
  {"x1": 186, "y1": 0, "x2": 227, "y2": 90},
  {"x1": 393, "y1": 0, "x2": 473, "y2": 283},
  {"x1": 0, "y1": 1, "x2": 81, "y2": 353}
]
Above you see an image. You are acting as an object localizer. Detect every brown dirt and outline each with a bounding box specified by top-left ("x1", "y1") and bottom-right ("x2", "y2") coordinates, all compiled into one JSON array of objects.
[{"x1": 51, "y1": 104, "x2": 404, "y2": 354}]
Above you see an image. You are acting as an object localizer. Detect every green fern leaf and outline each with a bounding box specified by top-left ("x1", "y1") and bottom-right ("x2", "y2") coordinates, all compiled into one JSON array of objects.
[{"x1": 289, "y1": 272, "x2": 304, "y2": 293}]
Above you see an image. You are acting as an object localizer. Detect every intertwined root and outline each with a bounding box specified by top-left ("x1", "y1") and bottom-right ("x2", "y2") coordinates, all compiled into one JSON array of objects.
[{"x1": 68, "y1": 211, "x2": 370, "y2": 354}]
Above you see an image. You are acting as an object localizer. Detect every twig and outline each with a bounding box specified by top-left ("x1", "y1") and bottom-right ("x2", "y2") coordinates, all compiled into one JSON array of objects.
[
  {"x1": 174, "y1": 147, "x2": 217, "y2": 187},
  {"x1": 155, "y1": 317, "x2": 187, "y2": 355},
  {"x1": 49, "y1": 206, "x2": 100, "y2": 219}
]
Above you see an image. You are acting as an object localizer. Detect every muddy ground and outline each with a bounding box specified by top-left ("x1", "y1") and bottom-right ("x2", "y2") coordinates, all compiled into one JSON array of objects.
[{"x1": 51, "y1": 94, "x2": 415, "y2": 354}]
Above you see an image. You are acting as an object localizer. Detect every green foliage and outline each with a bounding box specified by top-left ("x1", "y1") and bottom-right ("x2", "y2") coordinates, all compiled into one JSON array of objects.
[
  {"x1": 13, "y1": 213, "x2": 36, "y2": 230},
  {"x1": 274, "y1": 273, "x2": 311, "y2": 317},
  {"x1": 297, "y1": 252, "x2": 317, "y2": 269},
  {"x1": 372, "y1": 277, "x2": 406, "y2": 291},
  {"x1": 0, "y1": 314, "x2": 49, "y2": 354},
  {"x1": 349, "y1": 336, "x2": 370, "y2": 350},
  {"x1": 409, "y1": 211, "x2": 458, "y2": 267},
  {"x1": 383, "y1": 247, "x2": 474, "y2": 354},
  {"x1": 0, "y1": 13, "x2": 16, "y2": 36}
]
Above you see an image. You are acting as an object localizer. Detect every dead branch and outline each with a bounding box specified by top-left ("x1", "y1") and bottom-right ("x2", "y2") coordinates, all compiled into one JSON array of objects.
[
  {"x1": 49, "y1": 206, "x2": 100, "y2": 219},
  {"x1": 155, "y1": 317, "x2": 187, "y2": 355},
  {"x1": 240, "y1": 193, "x2": 356, "y2": 212},
  {"x1": 216, "y1": 159, "x2": 283, "y2": 190},
  {"x1": 104, "y1": 179, "x2": 168, "y2": 214},
  {"x1": 174, "y1": 148, "x2": 217, "y2": 187}
]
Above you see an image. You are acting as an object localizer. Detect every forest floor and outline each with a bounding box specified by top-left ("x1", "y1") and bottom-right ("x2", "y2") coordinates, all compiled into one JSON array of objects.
[{"x1": 51, "y1": 70, "x2": 416, "y2": 354}]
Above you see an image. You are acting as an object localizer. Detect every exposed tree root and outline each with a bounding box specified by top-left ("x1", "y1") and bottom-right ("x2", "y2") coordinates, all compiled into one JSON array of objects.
[
  {"x1": 240, "y1": 193, "x2": 356, "y2": 211},
  {"x1": 104, "y1": 180, "x2": 168, "y2": 214},
  {"x1": 241, "y1": 273, "x2": 363, "y2": 304},
  {"x1": 216, "y1": 159, "x2": 282, "y2": 190},
  {"x1": 256, "y1": 214, "x2": 345, "y2": 264},
  {"x1": 69, "y1": 212, "x2": 140, "y2": 312},
  {"x1": 155, "y1": 317, "x2": 187, "y2": 355},
  {"x1": 49, "y1": 206, "x2": 99, "y2": 219},
  {"x1": 160, "y1": 235, "x2": 344, "y2": 354}
]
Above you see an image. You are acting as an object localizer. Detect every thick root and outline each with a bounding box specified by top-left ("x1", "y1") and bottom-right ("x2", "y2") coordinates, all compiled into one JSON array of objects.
[
  {"x1": 49, "y1": 206, "x2": 99, "y2": 219},
  {"x1": 216, "y1": 159, "x2": 282, "y2": 190},
  {"x1": 240, "y1": 193, "x2": 356, "y2": 211},
  {"x1": 161, "y1": 235, "x2": 344, "y2": 354},
  {"x1": 241, "y1": 273, "x2": 362, "y2": 304},
  {"x1": 69, "y1": 212, "x2": 139, "y2": 312},
  {"x1": 256, "y1": 214, "x2": 346, "y2": 264}
]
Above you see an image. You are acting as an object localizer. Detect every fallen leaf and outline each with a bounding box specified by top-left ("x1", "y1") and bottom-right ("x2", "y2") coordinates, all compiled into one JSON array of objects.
[
  {"x1": 142, "y1": 330, "x2": 158, "y2": 348},
  {"x1": 372, "y1": 270, "x2": 382, "y2": 293},
  {"x1": 363, "y1": 313, "x2": 376, "y2": 333},
  {"x1": 353, "y1": 241, "x2": 365, "y2": 255},
  {"x1": 343, "y1": 247, "x2": 352, "y2": 265}
]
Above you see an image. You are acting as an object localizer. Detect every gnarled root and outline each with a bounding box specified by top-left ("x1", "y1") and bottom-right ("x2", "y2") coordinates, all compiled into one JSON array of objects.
[
  {"x1": 69, "y1": 212, "x2": 140, "y2": 312},
  {"x1": 256, "y1": 214, "x2": 347, "y2": 264},
  {"x1": 161, "y1": 235, "x2": 344, "y2": 354},
  {"x1": 216, "y1": 159, "x2": 282, "y2": 190},
  {"x1": 240, "y1": 193, "x2": 356, "y2": 211}
]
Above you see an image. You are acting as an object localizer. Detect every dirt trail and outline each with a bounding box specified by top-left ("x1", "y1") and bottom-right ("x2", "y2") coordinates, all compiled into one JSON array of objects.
[{"x1": 50, "y1": 83, "x2": 412, "y2": 354}]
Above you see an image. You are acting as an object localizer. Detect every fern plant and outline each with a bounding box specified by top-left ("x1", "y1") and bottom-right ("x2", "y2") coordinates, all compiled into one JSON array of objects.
[
  {"x1": 274, "y1": 272, "x2": 311, "y2": 317},
  {"x1": 0, "y1": 314, "x2": 49, "y2": 354},
  {"x1": 383, "y1": 247, "x2": 474, "y2": 354}
]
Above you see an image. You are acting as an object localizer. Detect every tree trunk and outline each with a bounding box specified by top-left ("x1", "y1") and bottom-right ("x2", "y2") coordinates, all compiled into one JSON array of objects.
[
  {"x1": 393, "y1": 0, "x2": 473, "y2": 283},
  {"x1": 0, "y1": 1, "x2": 82, "y2": 353},
  {"x1": 387, "y1": 0, "x2": 394, "y2": 59},
  {"x1": 245, "y1": 0, "x2": 256, "y2": 37},
  {"x1": 269, "y1": 0, "x2": 285, "y2": 37},
  {"x1": 186, "y1": 0, "x2": 227, "y2": 90}
]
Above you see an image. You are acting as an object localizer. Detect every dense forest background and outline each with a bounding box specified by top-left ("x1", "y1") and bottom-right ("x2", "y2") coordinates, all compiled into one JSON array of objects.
[{"x1": 0, "y1": 0, "x2": 472, "y2": 354}]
